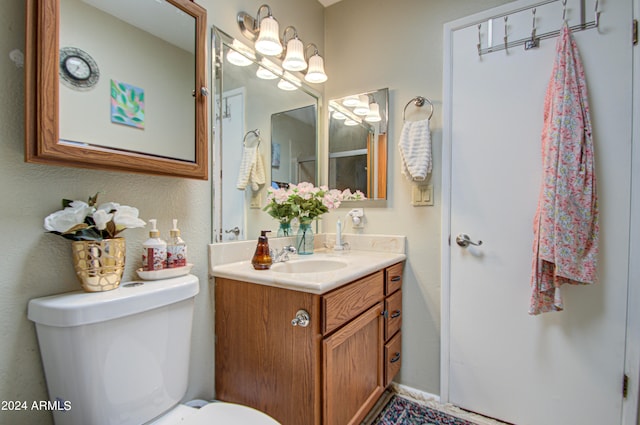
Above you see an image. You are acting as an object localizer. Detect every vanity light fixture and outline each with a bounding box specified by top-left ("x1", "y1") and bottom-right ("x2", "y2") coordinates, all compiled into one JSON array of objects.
[
  {"x1": 304, "y1": 44, "x2": 328, "y2": 84},
  {"x1": 238, "y1": 5, "x2": 283, "y2": 56},
  {"x1": 353, "y1": 95, "x2": 370, "y2": 116},
  {"x1": 282, "y1": 27, "x2": 307, "y2": 71},
  {"x1": 256, "y1": 58, "x2": 281, "y2": 80},
  {"x1": 226, "y1": 40, "x2": 255, "y2": 66},
  {"x1": 237, "y1": 5, "x2": 328, "y2": 83},
  {"x1": 365, "y1": 102, "x2": 382, "y2": 122}
]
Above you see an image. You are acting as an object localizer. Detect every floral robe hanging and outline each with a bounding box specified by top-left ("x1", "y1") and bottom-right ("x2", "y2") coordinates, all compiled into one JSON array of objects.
[{"x1": 529, "y1": 23, "x2": 599, "y2": 315}]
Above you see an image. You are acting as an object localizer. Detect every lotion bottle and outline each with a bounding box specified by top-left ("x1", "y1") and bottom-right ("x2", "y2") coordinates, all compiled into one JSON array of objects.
[
  {"x1": 142, "y1": 219, "x2": 167, "y2": 271},
  {"x1": 251, "y1": 230, "x2": 272, "y2": 270},
  {"x1": 167, "y1": 219, "x2": 187, "y2": 268}
]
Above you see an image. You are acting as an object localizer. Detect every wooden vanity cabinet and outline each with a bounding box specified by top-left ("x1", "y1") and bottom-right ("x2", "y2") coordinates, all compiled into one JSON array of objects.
[{"x1": 214, "y1": 262, "x2": 403, "y2": 425}]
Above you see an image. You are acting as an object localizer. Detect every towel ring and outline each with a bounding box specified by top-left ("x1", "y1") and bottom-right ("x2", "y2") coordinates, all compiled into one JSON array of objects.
[
  {"x1": 403, "y1": 96, "x2": 434, "y2": 122},
  {"x1": 243, "y1": 129, "x2": 261, "y2": 148}
]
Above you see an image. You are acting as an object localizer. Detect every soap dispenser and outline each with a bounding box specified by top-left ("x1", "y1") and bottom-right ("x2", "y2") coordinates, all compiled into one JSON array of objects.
[
  {"x1": 166, "y1": 219, "x2": 187, "y2": 268},
  {"x1": 251, "y1": 230, "x2": 272, "y2": 270},
  {"x1": 142, "y1": 219, "x2": 167, "y2": 271}
]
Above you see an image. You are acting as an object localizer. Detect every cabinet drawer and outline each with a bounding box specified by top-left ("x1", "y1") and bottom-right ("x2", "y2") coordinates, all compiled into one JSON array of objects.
[
  {"x1": 385, "y1": 262, "x2": 403, "y2": 295},
  {"x1": 384, "y1": 331, "x2": 402, "y2": 387},
  {"x1": 385, "y1": 290, "x2": 402, "y2": 340},
  {"x1": 323, "y1": 271, "x2": 384, "y2": 335}
]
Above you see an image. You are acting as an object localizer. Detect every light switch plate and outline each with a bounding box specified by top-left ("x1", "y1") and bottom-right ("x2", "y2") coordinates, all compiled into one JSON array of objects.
[
  {"x1": 250, "y1": 191, "x2": 262, "y2": 209},
  {"x1": 411, "y1": 184, "x2": 434, "y2": 206}
]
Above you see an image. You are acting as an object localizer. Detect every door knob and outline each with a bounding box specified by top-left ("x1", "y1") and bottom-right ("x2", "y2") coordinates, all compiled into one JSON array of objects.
[
  {"x1": 225, "y1": 227, "x2": 240, "y2": 236},
  {"x1": 455, "y1": 233, "x2": 483, "y2": 248}
]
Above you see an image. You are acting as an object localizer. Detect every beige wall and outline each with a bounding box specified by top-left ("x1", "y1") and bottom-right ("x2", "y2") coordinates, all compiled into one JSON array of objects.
[
  {"x1": 0, "y1": 0, "x2": 322, "y2": 424},
  {"x1": 323, "y1": 0, "x2": 513, "y2": 394}
]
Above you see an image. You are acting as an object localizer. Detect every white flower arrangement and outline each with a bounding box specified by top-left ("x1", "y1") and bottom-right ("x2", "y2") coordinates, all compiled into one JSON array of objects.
[{"x1": 44, "y1": 193, "x2": 146, "y2": 241}]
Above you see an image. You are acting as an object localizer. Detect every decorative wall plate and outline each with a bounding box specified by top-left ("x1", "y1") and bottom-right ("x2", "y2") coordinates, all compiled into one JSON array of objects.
[{"x1": 59, "y1": 47, "x2": 100, "y2": 90}]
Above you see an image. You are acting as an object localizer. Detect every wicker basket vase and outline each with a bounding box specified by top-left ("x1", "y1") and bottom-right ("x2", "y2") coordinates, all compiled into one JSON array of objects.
[{"x1": 71, "y1": 238, "x2": 126, "y2": 292}]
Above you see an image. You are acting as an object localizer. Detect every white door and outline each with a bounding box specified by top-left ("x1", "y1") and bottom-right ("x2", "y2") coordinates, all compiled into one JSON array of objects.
[
  {"x1": 214, "y1": 88, "x2": 246, "y2": 241},
  {"x1": 442, "y1": 1, "x2": 635, "y2": 424}
]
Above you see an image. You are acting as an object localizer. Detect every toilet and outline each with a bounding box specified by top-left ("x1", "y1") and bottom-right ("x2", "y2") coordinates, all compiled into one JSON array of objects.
[{"x1": 28, "y1": 275, "x2": 279, "y2": 425}]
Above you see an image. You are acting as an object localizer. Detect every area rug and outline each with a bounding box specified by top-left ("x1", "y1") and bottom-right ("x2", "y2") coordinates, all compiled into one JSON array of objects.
[{"x1": 372, "y1": 395, "x2": 478, "y2": 425}]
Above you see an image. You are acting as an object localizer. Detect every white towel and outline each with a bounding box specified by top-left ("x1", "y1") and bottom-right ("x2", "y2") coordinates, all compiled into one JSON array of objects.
[
  {"x1": 250, "y1": 152, "x2": 266, "y2": 192},
  {"x1": 236, "y1": 146, "x2": 257, "y2": 190},
  {"x1": 399, "y1": 118, "x2": 432, "y2": 181}
]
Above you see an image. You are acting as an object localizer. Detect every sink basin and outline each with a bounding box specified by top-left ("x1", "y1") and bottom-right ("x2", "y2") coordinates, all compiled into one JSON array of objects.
[{"x1": 271, "y1": 259, "x2": 348, "y2": 274}]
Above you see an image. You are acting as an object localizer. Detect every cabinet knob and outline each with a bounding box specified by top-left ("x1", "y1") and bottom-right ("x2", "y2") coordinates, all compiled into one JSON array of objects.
[{"x1": 291, "y1": 309, "x2": 310, "y2": 327}]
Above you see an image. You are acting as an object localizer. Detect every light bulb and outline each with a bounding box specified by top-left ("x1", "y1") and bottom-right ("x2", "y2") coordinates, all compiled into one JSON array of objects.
[
  {"x1": 282, "y1": 37, "x2": 307, "y2": 71},
  {"x1": 304, "y1": 54, "x2": 327, "y2": 83},
  {"x1": 365, "y1": 103, "x2": 382, "y2": 122},
  {"x1": 255, "y1": 16, "x2": 283, "y2": 56}
]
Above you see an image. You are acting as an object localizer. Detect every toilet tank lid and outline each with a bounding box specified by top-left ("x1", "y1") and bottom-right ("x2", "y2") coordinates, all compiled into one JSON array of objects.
[{"x1": 28, "y1": 274, "x2": 199, "y2": 327}]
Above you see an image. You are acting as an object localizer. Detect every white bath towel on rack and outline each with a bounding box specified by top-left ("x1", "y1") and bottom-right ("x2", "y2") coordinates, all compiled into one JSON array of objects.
[
  {"x1": 250, "y1": 152, "x2": 266, "y2": 192},
  {"x1": 236, "y1": 146, "x2": 257, "y2": 190},
  {"x1": 399, "y1": 118, "x2": 432, "y2": 181}
]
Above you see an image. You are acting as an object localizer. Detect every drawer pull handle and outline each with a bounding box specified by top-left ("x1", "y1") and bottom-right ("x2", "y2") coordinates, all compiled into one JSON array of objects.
[
  {"x1": 390, "y1": 276, "x2": 401, "y2": 282},
  {"x1": 390, "y1": 310, "x2": 401, "y2": 319},
  {"x1": 291, "y1": 309, "x2": 310, "y2": 327},
  {"x1": 390, "y1": 352, "x2": 401, "y2": 363}
]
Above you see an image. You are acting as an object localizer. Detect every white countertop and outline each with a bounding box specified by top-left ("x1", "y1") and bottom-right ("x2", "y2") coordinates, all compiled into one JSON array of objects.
[
  {"x1": 210, "y1": 249, "x2": 406, "y2": 294},
  {"x1": 209, "y1": 234, "x2": 406, "y2": 294}
]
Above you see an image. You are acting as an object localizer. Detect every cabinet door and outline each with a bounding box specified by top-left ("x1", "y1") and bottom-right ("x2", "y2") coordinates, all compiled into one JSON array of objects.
[
  {"x1": 215, "y1": 278, "x2": 322, "y2": 425},
  {"x1": 323, "y1": 303, "x2": 385, "y2": 425}
]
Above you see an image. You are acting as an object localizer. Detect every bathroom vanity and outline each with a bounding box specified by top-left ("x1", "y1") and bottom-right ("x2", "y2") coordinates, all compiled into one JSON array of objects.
[{"x1": 210, "y1": 238, "x2": 405, "y2": 425}]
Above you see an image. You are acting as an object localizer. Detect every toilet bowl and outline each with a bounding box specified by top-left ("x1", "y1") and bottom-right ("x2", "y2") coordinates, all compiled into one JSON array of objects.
[
  {"x1": 149, "y1": 402, "x2": 279, "y2": 425},
  {"x1": 28, "y1": 275, "x2": 279, "y2": 425}
]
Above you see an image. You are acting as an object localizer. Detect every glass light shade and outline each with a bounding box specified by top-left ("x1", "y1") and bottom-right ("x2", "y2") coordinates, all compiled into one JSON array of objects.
[
  {"x1": 332, "y1": 111, "x2": 347, "y2": 120},
  {"x1": 344, "y1": 119, "x2": 358, "y2": 126},
  {"x1": 353, "y1": 95, "x2": 370, "y2": 116},
  {"x1": 304, "y1": 54, "x2": 328, "y2": 83},
  {"x1": 342, "y1": 96, "x2": 359, "y2": 107},
  {"x1": 226, "y1": 40, "x2": 255, "y2": 66},
  {"x1": 278, "y1": 72, "x2": 301, "y2": 91},
  {"x1": 282, "y1": 38, "x2": 307, "y2": 71},
  {"x1": 255, "y1": 16, "x2": 283, "y2": 56},
  {"x1": 365, "y1": 103, "x2": 382, "y2": 122},
  {"x1": 256, "y1": 59, "x2": 280, "y2": 80}
]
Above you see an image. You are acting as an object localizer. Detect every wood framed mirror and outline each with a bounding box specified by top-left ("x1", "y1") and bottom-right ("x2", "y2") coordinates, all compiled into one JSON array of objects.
[{"x1": 25, "y1": 0, "x2": 208, "y2": 179}]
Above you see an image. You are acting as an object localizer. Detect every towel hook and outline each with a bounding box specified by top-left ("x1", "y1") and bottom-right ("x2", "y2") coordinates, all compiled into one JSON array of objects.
[
  {"x1": 243, "y1": 129, "x2": 261, "y2": 147},
  {"x1": 477, "y1": 23, "x2": 482, "y2": 56},
  {"x1": 562, "y1": 0, "x2": 567, "y2": 22},
  {"x1": 403, "y1": 96, "x2": 434, "y2": 122},
  {"x1": 503, "y1": 16, "x2": 509, "y2": 52}
]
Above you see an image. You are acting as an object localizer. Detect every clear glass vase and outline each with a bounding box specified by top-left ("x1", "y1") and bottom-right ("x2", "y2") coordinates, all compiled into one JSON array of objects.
[
  {"x1": 296, "y1": 222, "x2": 314, "y2": 255},
  {"x1": 277, "y1": 221, "x2": 292, "y2": 237}
]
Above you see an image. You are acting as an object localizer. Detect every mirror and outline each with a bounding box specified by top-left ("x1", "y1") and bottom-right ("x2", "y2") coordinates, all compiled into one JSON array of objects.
[
  {"x1": 328, "y1": 88, "x2": 389, "y2": 200},
  {"x1": 25, "y1": 0, "x2": 208, "y2": 179},
  {"x1": 212, "y1": 27, "x2": 320, "y2": 242}
]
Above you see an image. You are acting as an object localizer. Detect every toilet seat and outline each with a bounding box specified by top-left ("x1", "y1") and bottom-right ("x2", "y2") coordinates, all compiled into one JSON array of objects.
[{"x1": 183, "y1": 402, "x2": 280, "y2": 425}]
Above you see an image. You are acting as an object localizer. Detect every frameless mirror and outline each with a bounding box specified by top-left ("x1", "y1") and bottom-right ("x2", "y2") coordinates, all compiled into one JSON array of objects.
[
  {"x1": 25, "y1": 0, "x2": 208, "y2": 179},
  {"x1": 212, "y1": 27, "x2": 320, "y2": 242},
  {"x1": 328, "y1": 88, "x2": 389, "y2": 200}
]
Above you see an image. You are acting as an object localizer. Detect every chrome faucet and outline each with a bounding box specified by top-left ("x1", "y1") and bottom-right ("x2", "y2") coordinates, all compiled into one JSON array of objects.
[{"x1": 270, "y1": 245, "x2": 297, "y2": 263}]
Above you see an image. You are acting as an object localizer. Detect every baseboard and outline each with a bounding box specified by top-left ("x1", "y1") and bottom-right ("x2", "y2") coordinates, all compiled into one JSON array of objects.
[{"x1": 390, "y1": 382, "x2": 440, "y2": 404}]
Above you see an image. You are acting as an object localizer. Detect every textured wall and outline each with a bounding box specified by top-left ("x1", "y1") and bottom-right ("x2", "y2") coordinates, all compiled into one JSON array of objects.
[{"x1": 0, "y1": 0, "x2": 323, "y2": 424}]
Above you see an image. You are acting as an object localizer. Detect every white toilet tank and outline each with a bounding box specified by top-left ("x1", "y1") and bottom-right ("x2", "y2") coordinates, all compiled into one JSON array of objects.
[{"x1": 28, "y1": 275, "x2": 200, "y2": 425}]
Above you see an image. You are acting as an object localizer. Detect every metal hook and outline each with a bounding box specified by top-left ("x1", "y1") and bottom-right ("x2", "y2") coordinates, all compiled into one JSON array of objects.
[
  {"x1": 525, "y1": 8, "x2": 540, "y2": 50},
  {"x1": 531, "y1": 8, "x2": 537, "y2": 39},
  {"x1": 562, "y1": 0, "x2": 567, "y2": 22},
  {"x1": 594, "y1": 0, "x2": 600, "y2": 28},
  {"x1": 477, "y1": 23, "x2": 482, "y2": 56},
  {"x1": 503, "y1": 16, "x2": 508, "y2": 52}
]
